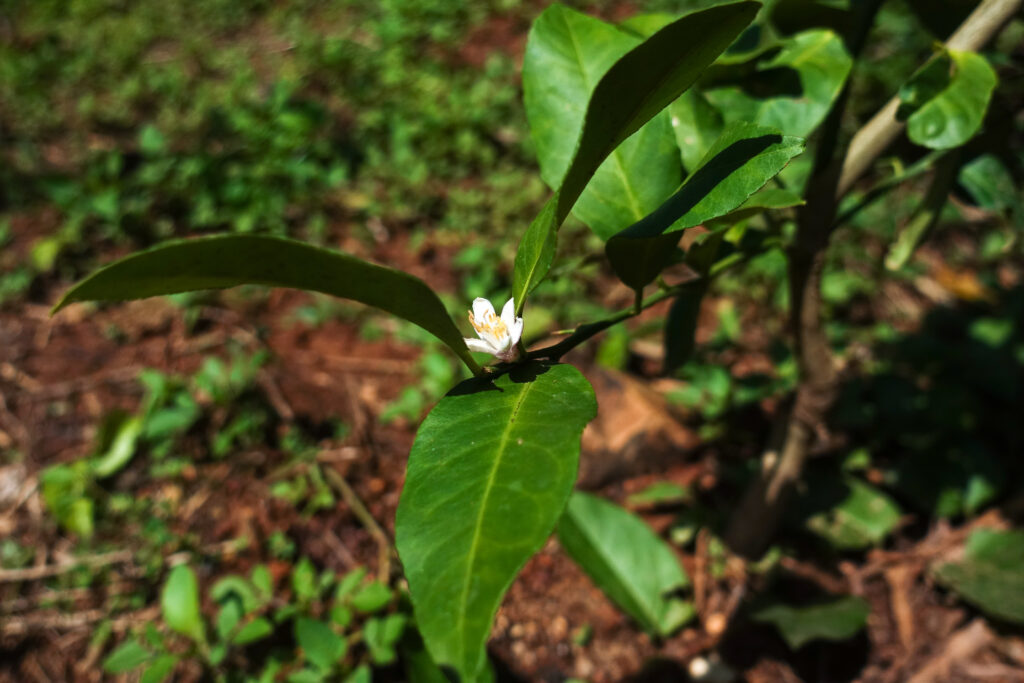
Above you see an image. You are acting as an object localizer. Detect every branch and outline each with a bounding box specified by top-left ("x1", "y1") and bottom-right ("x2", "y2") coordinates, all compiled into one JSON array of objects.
[
  {"x1": 527, "y1": 279, "x2": 696, "y2": 361},
  {"x1": 837, "y1": 0, "x2": 1023, "y2": 197}
]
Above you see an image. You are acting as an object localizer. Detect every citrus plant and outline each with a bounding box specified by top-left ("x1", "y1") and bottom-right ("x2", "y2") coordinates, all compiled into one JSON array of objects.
[{"x1": 54, "y1": 0, "x2": 1021, "y2": 680}]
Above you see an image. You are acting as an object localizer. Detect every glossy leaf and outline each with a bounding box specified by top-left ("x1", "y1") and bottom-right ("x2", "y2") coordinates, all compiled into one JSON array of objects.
[
  {"x1": 512, "y1": 1, "x2": 761, "y2": 311},
  {"x1": 900, "y1": 50, "x2": 996, "y2": 150},
  {"x1": 606, "y1": 122, "x2": 804, "y2": 290},
  {"x1": 523, "y1": 6, "x2": 682, "y2": 240},
  {"x1": 752, "y1": 596, "x2": 869, "y2": 649},
  {"x1": 53, "y1": 234, "x2": 482, "y2": 375},
  {"x1": 161, "y1": 565, "x2": 205, "y2": 643},
  {"x1": 557, "y1": 492, "x2": 692, "y2": 636},
  {"x1": 933, "y1": 529, "x2": 1024, "y2": 623},
  {"x1": 705, "y1": 29, "x2": 852, "y2": 137},
  {"x1": 396, "y1": 362, "x2": 597, "y2": 681}
]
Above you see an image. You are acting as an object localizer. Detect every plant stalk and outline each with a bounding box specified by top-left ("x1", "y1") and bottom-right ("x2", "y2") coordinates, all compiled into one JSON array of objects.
[{"x1": 724, "y1": 0, "x2": 1023, "y2": 558}]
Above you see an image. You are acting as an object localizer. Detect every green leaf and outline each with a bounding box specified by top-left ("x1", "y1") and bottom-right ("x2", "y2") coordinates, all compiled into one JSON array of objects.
[
  {"x1": 343, "y1": 665, "x2": 372, "y2": 683},
  {"x1": 161, "y1": 565, "x2": 205, "y2": 643},
  {"x1": 900, "y1": 50, "x2": 997, "y2": 150},
  {"x1": 250, "y1": 565, "x2": 274, "y2": 602},
  {"x1": 40, "y1": 462, "x2": 94, "y2": 538},
  {"x1": 669, "y1": 89, "x2": 724, "y2": 174},
  {"x1": 287, "y1": 669, "x2": 325, "y2": 683},
  {"x1": 557, "y1": 492, "x2": 690, "y2": 636},
  {"x1": 53, "y1": 234, "x2": 482, "y2": 375},
  {"x1": 233, "y1": 617, "x2": 274, "y2": 645},
  {"x1": 705, "y1": 29, "x2": 852, "y2": 137},
  {"x1": 523, "y1": 5, "x2": 682, "y2": 241},
  {"x1": 933, "y1": 529, "x2": 1024, "y2": 623},
  {"x1": 294, "y1": 617, "x2": 346, "y2": 672},
  {"x1": 334, "y1": 567, "x2": 368, "y2": 600},
  {"x1": 705, "y1": 187, "x2": 805, "y2": 228},
  {"x1": 801, "y1": 477, "x2": 901, "y2": 550},
  {"x1": 211, "y1": 575, "x2": 259, "y2": 614},
  {"x1": 103, "y1": 639, "x2": 153, "y2": 673},
  {"x1": 140, "y1": 655, "x2": 179, "y2": 683},
  {"x1": 402, "y1": 630, "x2": 451, "y2": 683},
  {"x1": 292, "y1": 557, "x2": 318, "y2": 602},
  {"x1": 91, "y1": 413, "x2": 143, "y2": 478},
  {"x1": 396, "y1": 362, "x2": 597, "y2": 681},
  {"x1": 752, "y1": 596, "x2": 870, "y2": 649},
  {"x1": 364, "y1": 613, "x2": 408, "y2": 665},
  {"x1": 885, "y1": 152, "x2": 960, "y2": 270},
  {"x1": 215, "y1": 598, "x2": 243, "y2": 641},
  {"x1": 959, "y1": 154, "x2": 1021, "y2": 216},
  {"x1": 606, "y1": 122, "x2": 804, "y2": 290},
  {"x1": 512, "y1": 1, "x2": 761, "y2": 310},
  {"x1": 350, "y1": 580, "x2": 392, "y2": 613}
]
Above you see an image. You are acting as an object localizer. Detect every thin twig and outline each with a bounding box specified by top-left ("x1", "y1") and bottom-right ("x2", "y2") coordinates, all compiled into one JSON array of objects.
[
  {"x1": 0, "y1": 550, "x2": 133, "y2": 583},
  {"x1": 323, "y1": 466, "x2": 394, "y2": 582},
  {"x1": 528, "y1": 279, "x2": 695, "y2": 361},
  {"x1": 0, "y1": 606, "x2": 160, "y2": 637}
]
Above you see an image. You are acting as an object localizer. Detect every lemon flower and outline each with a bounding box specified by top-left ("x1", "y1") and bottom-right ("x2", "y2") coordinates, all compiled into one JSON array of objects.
[{"x1": 464, "y1": 297, "x2": 523, "y2": 362}]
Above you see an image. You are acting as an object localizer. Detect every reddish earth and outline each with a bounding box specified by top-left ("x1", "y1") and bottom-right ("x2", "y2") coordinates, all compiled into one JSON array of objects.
[{"x1": 2, "y1": 224, "x2": 1023, "y2": 682}]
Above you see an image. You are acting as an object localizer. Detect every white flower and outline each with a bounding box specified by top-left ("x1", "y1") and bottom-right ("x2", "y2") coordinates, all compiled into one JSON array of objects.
[{"x1": 464, "y1": 297, "x2": 523, "y2": 362}]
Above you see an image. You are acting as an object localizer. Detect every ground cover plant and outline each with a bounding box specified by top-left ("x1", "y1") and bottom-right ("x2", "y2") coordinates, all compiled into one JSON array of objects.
[{"x1": 2, "y1": 0, "x2": 1024, "y2": 681}]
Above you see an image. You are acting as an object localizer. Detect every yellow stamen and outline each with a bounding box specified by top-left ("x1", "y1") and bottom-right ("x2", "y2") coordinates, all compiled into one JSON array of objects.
[{"x1": 469, "y1": 310, "x2": 508, "y2": 338}]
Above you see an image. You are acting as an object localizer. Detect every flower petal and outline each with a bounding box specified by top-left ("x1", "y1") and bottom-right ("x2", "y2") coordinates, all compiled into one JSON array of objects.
[
  {"x1": 509, "y1": 317, "x2": 524, "y2": 347},
  {"x1": 500, "y1": 298, "x2": 516, "y2": 329},
  {"x1": 464, "y1": 337, "x2": 497, "y2": 355},
  {"x1": 472, "y1": 297, "x2": 495, "y2": 322}
]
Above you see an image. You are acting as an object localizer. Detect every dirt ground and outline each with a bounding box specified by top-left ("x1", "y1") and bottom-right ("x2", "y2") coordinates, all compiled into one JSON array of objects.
[{"x1": 3, "y1": 225, "x2": 1024, "y2": 682}]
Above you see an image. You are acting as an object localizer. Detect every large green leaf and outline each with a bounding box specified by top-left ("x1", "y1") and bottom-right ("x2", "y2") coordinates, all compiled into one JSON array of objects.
[
  {"x1": 752, "y1": 596, "x2": 870, "y2": 649},
  {"x1": 558, "y1": 492, "x2": 693, "y2": 636},
  {"x1": 704, "y1": 29, "x2": 852, "y2": 137},
  {"x1": 899, "y1": 50, "x2": 996, "y2": 150},
  {"x1": 396, "y1": 362, "x2": 596, "y2": 681},
  {"x1": 523, "y1": 6, "x2": 682, "y2": 241},
  {"x1": 933, "y1": 529, "x2": 1024, "y2": 623},
  {"x1": 512, "y1": 1, "x2": 761, "y2": 311},
  {"x1": 53, "y1": 234, "x2": 482, "y2": 375},
  {"x1": 606, "y1": 122, "x2": 804, "y2": 290}
]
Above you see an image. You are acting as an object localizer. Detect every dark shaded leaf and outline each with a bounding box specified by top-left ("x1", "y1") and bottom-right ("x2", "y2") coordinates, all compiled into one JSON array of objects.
[
  {"x1": 512, "y1": 1, "x2": 761, "y2": 310},
  {"x1": 53, "y1": 234, "x2": 482, "y2": 374}
]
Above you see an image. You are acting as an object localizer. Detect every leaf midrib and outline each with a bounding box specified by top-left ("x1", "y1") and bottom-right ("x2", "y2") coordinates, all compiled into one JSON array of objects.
[
  {"x1": 563, "y1": 16, "x2": 643, "y2": 224},
  {"x1": 454, "y1": 379, "x2": 537, "y2": 670}
]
